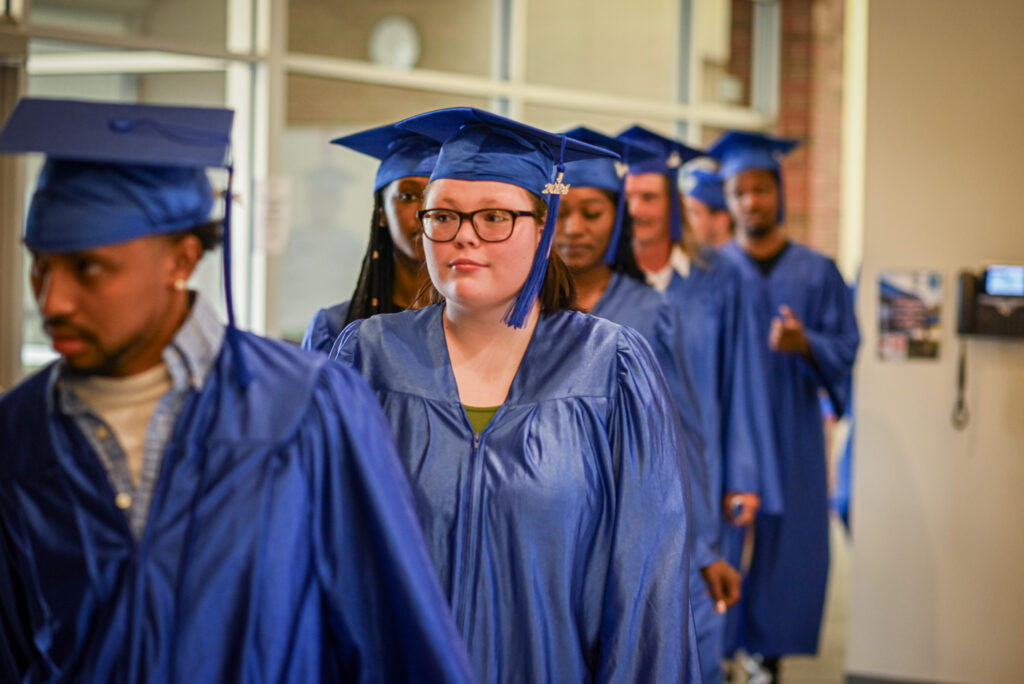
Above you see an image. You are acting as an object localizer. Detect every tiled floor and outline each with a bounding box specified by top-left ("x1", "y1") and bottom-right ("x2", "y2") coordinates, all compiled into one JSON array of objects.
[{"x1": 730, "y1": 517, "x2": 853, "y2": 684}]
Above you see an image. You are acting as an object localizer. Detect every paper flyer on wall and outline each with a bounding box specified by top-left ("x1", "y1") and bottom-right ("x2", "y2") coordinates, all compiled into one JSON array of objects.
[{"x1": 878, "y1": 270, "x2": 942, "y2": 360}]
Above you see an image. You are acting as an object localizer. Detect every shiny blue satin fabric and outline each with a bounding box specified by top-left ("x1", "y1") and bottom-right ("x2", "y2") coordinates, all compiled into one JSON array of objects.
[
  {"x1": 625, "y1": 248, "x2": 779, "y2": 682},
  {"x1": 590, "y1": 273, "x2": 713, "y2": 569},
  {"x1": 665, "y1": 248, "x2": 783, "y2": 523},
  {"x1": 720, "y1": 240, "x2": 860, "y2": 656},
  {"x1": 301, "y1": 300, "x2": 351, "y2": 354},
  {"x1": 590, "y1": 272, "x2": 727, "y2": 683},
  {"x1": 333, "y1": 305, "x2": 701, "y2": 683},
  {"x1": 666, "y1": 247, "x2": 781, "y2": 680},
  {"x1": 0, "y1": 334, "x2": 474, "y2": 683}
]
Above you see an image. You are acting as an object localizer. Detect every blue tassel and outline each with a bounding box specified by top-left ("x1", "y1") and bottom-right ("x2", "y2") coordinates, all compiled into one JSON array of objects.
[
  {"x1": 220, "y1": 166, "x2": 252, "y2": 388},
  {"x1": 505, "y1": 136, "x2": 569, "y2": 328},
  {"x1": 603, "y1": 179, "x2": 629, "y2": 265},
  {"x1": 504, "y1": 191, "x2": 559, "y2": 328},
  {"x1": 668, "y1": 166, "x2": 682, "y2": 242}
]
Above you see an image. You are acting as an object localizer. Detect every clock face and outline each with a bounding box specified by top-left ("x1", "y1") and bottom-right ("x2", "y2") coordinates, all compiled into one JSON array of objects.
[{"x1": 368, "y1": 16, "x2": 421, "y2": 70}]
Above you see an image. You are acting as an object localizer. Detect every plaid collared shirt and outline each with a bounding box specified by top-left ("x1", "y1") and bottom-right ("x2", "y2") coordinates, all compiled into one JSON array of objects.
[{"x1": 50, "y1": 294, "x2": 225, "y2": 539}]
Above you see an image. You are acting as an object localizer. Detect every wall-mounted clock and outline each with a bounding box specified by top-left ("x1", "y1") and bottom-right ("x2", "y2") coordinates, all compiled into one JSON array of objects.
[{"x1": 367, "y1": 16, "x2": 421, "y2": 70}]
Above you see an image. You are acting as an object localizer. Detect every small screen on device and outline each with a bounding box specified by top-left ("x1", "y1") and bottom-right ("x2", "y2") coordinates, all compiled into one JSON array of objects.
[{"x1": 985, "y1": 265, "x2": 1024, "y2": 296}]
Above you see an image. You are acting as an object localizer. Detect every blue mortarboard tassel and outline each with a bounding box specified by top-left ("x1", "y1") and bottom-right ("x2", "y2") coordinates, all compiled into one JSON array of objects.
[
  {"x1": 616, "y1": 126, "x2": 704, "y2": 243},
  {"x1": 604, "y1": 160, "x2": 631, "y2": 264},
  {"x1": 218, "y1": 165, "x2": 251, "y2": 387},
  {"x1": 503, "y1": 136, "x2": 569, "y2": 328},
  {"x1": 396, "y1": 108, "x2": 617, "y2": 329},
  {"x1": 708, "y1": 130, "x2": 800, "y2": 224}
]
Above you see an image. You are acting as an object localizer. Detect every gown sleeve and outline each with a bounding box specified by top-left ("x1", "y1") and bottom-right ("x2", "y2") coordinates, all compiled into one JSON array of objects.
[
  {"x1": 595, "y1": 326, "x2": 696, "y2": 683},
  {"x1": 300, "y1": 308, "x2": 330, "y2": 353},
  {"x1": 327, "y1": 317, "x2": 363, "y2": 365},
  {"x1": 650, "y1": 304, "x2": 717, "y2": 571},
  {"x1": 301, "y1": 302, "x2": 352, "y2": 355},
  {"x1": 301, "y1": 362, "x2": 474, "y2": 683},
  {"x1": 801, "y1": 261, "x2": 861, "y2": 416},
  {"x1": 722, "y1": 273, "x2": 784, "y2": 514}
]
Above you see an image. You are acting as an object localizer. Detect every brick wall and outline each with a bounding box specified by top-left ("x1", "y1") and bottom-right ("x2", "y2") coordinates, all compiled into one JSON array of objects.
[{"x1": 729, "y1": 0, "x2": 844, "y2": 258}]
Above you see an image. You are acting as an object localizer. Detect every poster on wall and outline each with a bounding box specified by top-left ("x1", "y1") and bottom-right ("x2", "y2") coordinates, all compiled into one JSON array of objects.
[{"x1": 878, "y1": 270, "x2": 942, "y2": 360}]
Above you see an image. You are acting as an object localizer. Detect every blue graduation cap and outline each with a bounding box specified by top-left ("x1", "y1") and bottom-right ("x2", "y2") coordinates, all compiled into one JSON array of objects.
[
  {"x1": 708, "y1": 130, "x2": 799, "y2": 223},
  {"x1": 331, "y1": 124, "x2": 440, "y2": 193},
  {"x1": 560, "y1": 126, "x2": 657, "y2": 265},
  {"x1": 684, "y1": 169, "x2": 727, "y2": 212},
  {"x1": 0, "y1": 97, "x2": 251, "y2": 386},
  {"x1": 615, "y1": 125, "x2": 704, "y2": 242},
  {"x1": 0, "y1": 98, "x2": 233, "y2": 251},
  {"x1": 396, "y1": 107, "x2": 618, "y2": 328}
]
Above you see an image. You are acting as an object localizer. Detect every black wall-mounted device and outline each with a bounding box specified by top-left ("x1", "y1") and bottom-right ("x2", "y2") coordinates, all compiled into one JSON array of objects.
[{"x1": 956, "y1": 265, "x2": 1024, "y2": 338}]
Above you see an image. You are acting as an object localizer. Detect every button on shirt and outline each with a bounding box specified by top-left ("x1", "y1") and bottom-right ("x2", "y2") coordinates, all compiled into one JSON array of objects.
[
  {"x1": 68, "y1": 362, "x2": 172, "y2": 486},
  {"x1": 50, "y1": 294, "x2": 225, "y2": 539}
]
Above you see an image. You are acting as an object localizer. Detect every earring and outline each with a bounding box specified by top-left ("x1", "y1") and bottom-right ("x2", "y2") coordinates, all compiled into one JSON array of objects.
[{"x1": 173, "y1": 278, "x2": 187, "y2": 292}]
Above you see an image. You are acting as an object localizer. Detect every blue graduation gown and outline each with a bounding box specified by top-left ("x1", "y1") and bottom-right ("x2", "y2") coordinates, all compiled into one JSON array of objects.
[
  {"x1": 665, "y1": 248, "x2": 782, "y2": 523},
  {"x1": 590, "y1": 273, "x2": 721, "y2": 683},
  {"x1": 333, "y1": 305, "x2": 701, "y2": 683},
  {"x1": 720, "y1": 240, "x2": 860, "y2": 656},
  {"x1": 0, "y1": 333, "x2": 474, "y2": 683},
  {"x1": 661, "y1": 249, "x2": 781, "y2": 682},
  {"x1": 301, "y1": 300, "x2": 351, "y2": 353},
  {"x1": 591, "y1": 274, "x2": 710, "y2": 559}
]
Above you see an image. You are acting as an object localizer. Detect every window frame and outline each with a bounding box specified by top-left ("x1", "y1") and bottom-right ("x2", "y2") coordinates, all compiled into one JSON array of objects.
[{"x1": 0, "y1": 0, "x2": 779, "y2": 381}]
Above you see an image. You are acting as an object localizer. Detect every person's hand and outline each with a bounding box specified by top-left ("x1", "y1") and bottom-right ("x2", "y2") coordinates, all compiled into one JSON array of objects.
[
  {"x1": 769, "y1": 305, "x2": 811, "y2": 357},
  {"x1": 723, "y1": 492, "x2": 761, "y2": 526},
  {"x1": 700, "y1": 559, "x2": 742, "y2": 613}
]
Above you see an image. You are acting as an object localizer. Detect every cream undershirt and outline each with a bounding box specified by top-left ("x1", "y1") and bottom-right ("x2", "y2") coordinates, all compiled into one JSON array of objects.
[{"x1": 65, "y1": 363, "x2": 172, "y2": 486}]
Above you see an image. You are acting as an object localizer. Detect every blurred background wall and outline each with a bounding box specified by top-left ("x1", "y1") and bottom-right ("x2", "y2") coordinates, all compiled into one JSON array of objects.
[{"x1": 848, "y1": 1, "x2": 1024, "y2": 681}]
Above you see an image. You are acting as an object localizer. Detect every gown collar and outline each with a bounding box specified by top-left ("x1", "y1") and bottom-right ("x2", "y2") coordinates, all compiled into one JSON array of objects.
[
  {"x1": 429, "y1": 302, "x2": 549, "y2": 408},
  {"x1": 592, "y1": 271, "x2": 625, "y2": 318}
]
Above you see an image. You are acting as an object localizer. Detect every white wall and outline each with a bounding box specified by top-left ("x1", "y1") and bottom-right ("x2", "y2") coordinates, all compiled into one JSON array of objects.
[{"x1": 848, "y1": 1, "x2": 1024, "y2": 682}]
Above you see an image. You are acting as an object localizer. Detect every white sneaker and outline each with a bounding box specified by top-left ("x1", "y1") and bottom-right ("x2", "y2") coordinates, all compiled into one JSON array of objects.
[{"x1": 736, "y1": 650, "x2": 774, "y2": 684}]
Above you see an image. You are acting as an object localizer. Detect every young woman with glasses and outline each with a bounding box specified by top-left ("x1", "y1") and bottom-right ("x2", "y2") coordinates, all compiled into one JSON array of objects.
[{"x1": 331, "y1": 108, "x2": 702, "y2": 683}]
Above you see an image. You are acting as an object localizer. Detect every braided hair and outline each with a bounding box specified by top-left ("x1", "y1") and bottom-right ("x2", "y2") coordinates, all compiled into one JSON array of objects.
[{"x1": 343, "y1": 191, "x2": 404, "y2": 326}]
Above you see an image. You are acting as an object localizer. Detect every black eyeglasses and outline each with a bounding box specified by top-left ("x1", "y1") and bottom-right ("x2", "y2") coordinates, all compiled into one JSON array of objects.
[{"x1": 416, "y1": 208, "x2": 540, "y2": 243}]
